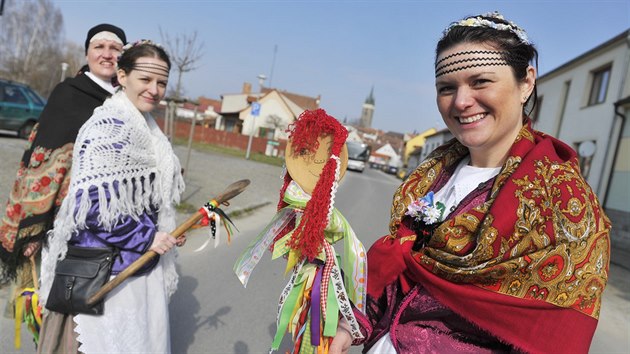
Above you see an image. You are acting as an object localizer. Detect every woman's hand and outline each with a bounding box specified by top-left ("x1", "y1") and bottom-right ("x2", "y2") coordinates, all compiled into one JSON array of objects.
[
  {"x1": 176, "y1": 234, "x2": 187, "y2": 247},
  {"x1": 149, "y1": 231, "x2": 178, "y2": 255},
  {"x1": 23, "y1": 241, "x2": 41, "y2": 257},
  {"x1": 329, "y1": 324, "x2": 352, "y2": 354}
]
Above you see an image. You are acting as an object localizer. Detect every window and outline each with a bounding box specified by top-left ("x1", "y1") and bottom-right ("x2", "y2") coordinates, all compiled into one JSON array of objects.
[
  {"x1": 588, "y1": 66, "x2": 611, "y2": 105},
  {"x1": 3, "y1": 84, "x2": 28, "y2": 104},
  {"x1": 224, "y1": 119, "x2": 236, "y2": 132},
  {"x1": 23, "y1": 87, "x2": 45, "y2": 106},
  {"x1": 258, "y1": 127, "x2": 275, "y2": 139}
]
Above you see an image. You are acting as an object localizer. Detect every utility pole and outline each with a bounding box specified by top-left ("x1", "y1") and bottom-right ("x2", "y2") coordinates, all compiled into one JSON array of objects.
[{"x1": 245, "y1": 75, "x2": 266, "y2": 159}]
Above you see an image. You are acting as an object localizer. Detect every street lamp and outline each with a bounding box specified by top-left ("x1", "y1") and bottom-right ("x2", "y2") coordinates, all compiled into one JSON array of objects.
[
  {"x1": 257, "y1": 74, "x2": 267, "y2": 91},
  {"x1": 60, "y1": 62, "x2": 69, "y2": 82}
]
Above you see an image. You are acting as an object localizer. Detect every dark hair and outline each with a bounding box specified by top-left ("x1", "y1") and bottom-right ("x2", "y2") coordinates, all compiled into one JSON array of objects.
[
  {"x1": 436, "y1": 13, "x2": 538, "y2": 115},
  {"x1": 117, "y1": 41, "x2": 171, "y2": 74}
]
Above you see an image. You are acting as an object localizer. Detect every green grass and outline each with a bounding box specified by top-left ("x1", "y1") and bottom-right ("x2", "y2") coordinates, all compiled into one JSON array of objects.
[{"x1": 173, "y1": 137, "x2": 285, "y2": 167}]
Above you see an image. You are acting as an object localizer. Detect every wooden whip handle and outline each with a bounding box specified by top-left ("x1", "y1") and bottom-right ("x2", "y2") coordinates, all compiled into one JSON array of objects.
[{"x1": 86, "y1": 179, "x2": 250, "y2": 306}]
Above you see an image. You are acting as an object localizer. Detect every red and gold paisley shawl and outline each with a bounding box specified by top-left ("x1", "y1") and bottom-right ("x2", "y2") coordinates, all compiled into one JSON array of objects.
[{"x1": 367, "y1": 121, "x2": 610, "y2": 353}]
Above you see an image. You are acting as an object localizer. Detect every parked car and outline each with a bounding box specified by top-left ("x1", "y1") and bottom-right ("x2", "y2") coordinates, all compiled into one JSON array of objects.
[
  {"x1": 0, "y1": 79, "x2": 46, "y2": 138},
  {"x1": 384, "y1": 165, "x2": 398, "y2": 175},
  {"x1": 346, "y1": 141, "x2": 370, "y2": 173}
]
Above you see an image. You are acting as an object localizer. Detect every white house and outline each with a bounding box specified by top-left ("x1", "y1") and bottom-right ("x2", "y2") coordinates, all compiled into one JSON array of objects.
[
  {"x1": 219, "y1": 85, "x2": 320, "y2": 140},
  {"x1": 535, "y1": 29, "x2": 630, "y2": 249},
  {"x1": 370, "y1": 143, "x2": 401, "y2": 168},
  {"x1": 344, "y1": 125, "x2": 364, "y2": 143}
]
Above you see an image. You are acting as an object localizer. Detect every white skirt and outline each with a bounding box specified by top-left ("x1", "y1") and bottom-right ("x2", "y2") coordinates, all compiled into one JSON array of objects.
[{"x1": 74, "y1": 258, "x2": 171, "y2": 353}]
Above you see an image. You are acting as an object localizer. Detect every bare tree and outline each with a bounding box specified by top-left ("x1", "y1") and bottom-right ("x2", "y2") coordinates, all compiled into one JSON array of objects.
[
  {"x1": 62, "y1": 41, "x2": 88, "y2": 77},
  {"x1": 159, "y1": 28, "x2": 205, "y2": 99},
  {"x1": 0, "y1": 0, "x2": 64, "y2": 97},
  {"x1": 42, "y1": 41, "x2": 86, "y2": 94},
  {"x1": 265, "y1": 114, "x2": 287, "y2": 140}
]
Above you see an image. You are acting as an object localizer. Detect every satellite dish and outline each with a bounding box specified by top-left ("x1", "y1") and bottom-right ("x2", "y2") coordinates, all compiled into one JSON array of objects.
[{"x1": 578, "y1": 140, "x2": 596, "y2": 158}]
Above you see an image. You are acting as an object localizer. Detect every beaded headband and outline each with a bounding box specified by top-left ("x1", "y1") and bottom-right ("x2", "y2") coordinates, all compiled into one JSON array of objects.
[
  {"x1": 443, "y1": 11, "x2": 530, "y2": 45},
  {"x1": 435, "y1": 50, "x2": 509, "y2": 78},
  {"x1": 131, "y1": 62, "x2": 170, "y2": 76}
]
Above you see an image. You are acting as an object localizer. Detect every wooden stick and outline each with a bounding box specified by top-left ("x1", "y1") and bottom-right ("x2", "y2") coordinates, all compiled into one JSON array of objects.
[{"x1": 87, "y1": 179, "x2": 250, "y2": 306}]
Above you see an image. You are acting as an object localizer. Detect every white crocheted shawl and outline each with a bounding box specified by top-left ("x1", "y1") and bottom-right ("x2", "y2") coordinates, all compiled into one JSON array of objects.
[{"x1": 40, "y1": 91, "x2": 185, "y2": 305}]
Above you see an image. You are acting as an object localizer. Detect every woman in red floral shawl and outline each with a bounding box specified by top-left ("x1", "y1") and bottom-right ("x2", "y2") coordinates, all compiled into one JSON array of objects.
[{"x1": 331, "y1": 12, "x2": 611, "y2": 354}]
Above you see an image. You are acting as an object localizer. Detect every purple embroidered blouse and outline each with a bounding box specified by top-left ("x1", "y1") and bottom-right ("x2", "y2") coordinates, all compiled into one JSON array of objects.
[{"x1": 68, "y1": 185, "x2": 159, "y2": 275}]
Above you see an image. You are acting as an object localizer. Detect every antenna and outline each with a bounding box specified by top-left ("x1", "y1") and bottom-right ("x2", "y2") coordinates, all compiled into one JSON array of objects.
[{"x1": 268, "y1": 45, "x2": 278, "y2": 88}]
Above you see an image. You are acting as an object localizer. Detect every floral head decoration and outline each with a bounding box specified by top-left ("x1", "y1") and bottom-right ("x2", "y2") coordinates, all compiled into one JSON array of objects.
[
  {"x1": 278, "y1": 109, "x2": 348, "y2": 261},
  {"x1": 443, "y1": 11, "x2": 530, "y2": 45}
]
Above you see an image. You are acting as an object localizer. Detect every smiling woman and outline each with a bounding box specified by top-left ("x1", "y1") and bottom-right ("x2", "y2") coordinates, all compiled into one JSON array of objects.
[
  {"x1": 331, "y1": 11, "x2": 611, "y2": 354},
  {"x1": 116, "y1": 42, "x2": 171, "y2": 113},
  {"x1": 435, "y1": 41, "x2": 535, "y2": 167},
  {"x1": 38, "y1": 41, "x2": 185, "y2": 354}
]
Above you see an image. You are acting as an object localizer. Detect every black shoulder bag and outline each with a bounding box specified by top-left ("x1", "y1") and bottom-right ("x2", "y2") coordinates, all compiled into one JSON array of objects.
[{"x1": 45, "y1": 245, "x2": 118, "y2": 315}]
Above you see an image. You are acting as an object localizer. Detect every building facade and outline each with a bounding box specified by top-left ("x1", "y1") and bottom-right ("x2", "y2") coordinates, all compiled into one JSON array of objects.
[{"x1": 535, "y1": 29, "x2": 630, "y2": 249}]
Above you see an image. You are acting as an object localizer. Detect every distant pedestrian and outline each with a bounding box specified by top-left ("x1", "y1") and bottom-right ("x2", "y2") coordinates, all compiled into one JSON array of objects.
[
  {"x1": 38, "y1": 39, "x2": 185, "y2": 354},
  {"x1": 0, "y1": 22, "x2": 126, "y2": 341},
  {"x1": 331, "y1": 11, "x2": 611, "y2": 354}
]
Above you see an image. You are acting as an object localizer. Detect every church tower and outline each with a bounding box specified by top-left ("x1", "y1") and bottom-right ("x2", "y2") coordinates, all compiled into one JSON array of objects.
[{"x1": 360, "y1": 87, "x2": 375, "y2": 128}]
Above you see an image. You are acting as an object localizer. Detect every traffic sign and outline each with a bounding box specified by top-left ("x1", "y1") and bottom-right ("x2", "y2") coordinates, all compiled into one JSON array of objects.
[{"x1": 251, "y1": 102, "x2": 261, "y2": 116}]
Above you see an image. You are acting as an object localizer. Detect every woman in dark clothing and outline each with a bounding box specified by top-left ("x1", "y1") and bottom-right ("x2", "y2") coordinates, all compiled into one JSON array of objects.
[
  {"x1": 0, "y1": 23, "x2": 126, "y2": 277},
  {"x1": 0, "y1": 25, "x2": 126, "y2": 348}
]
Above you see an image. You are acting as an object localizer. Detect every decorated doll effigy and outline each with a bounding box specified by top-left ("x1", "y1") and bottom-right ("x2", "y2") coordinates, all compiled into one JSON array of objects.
[{"x1": 234, "y1": 109, "x2": 366, "y2": 352}]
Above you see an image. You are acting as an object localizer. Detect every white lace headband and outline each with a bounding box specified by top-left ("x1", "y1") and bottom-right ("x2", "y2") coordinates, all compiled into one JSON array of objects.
[{"x1": 90, "y1": 31, "x2": 124, "y2": 45}]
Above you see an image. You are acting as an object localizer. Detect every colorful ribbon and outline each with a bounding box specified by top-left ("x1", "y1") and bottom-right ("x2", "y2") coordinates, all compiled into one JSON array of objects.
[
  {"x1": 234, "y1": 181, "x2": 367, "y2": 352},
  {"x1": 194, "y1": 199, "x2": 237, "y2": 251},
  {"x1": 14, "y1": 287, "x2": 42, "y2": 348}
]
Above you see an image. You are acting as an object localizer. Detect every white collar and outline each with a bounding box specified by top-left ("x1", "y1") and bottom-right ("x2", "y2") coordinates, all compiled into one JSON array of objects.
[{"x1": 85, "y1": 71, "x2": 116, "y2": 94}]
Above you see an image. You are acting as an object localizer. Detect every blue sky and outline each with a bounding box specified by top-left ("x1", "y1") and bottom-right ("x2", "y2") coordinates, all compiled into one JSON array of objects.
[{"x1": 53, "y1": 0, "x2": 629, "y2": 134}]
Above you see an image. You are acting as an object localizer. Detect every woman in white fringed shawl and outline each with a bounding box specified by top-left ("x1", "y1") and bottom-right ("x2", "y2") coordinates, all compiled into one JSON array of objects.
[{"x1": 38, "y1": 40, "x2": 185, "y2": 354}]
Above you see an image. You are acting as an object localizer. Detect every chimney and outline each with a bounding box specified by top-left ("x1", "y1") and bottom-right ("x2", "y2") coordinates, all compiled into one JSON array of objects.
[{"x1": 242, "y1": 82, "x2": 252, "y2": 94}]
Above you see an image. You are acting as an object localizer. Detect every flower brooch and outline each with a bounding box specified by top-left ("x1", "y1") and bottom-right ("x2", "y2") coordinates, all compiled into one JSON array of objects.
[
  {"x1": 405, "y1": 191, "x2": 445, "y2": 250},
  {"x1": 405, "y1": 191, "x2": 445, "y2": 225}
]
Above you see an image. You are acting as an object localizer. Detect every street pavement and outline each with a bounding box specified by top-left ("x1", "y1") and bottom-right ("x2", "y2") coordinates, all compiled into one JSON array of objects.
[{"x1": 0, "y1": 134, "x2": 628, "y2": 353}]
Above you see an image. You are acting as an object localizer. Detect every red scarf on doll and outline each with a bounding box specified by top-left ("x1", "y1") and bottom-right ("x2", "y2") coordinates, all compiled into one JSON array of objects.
[{"x1": 367, "y1": 121, "x2": 611, "y2": 353}]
